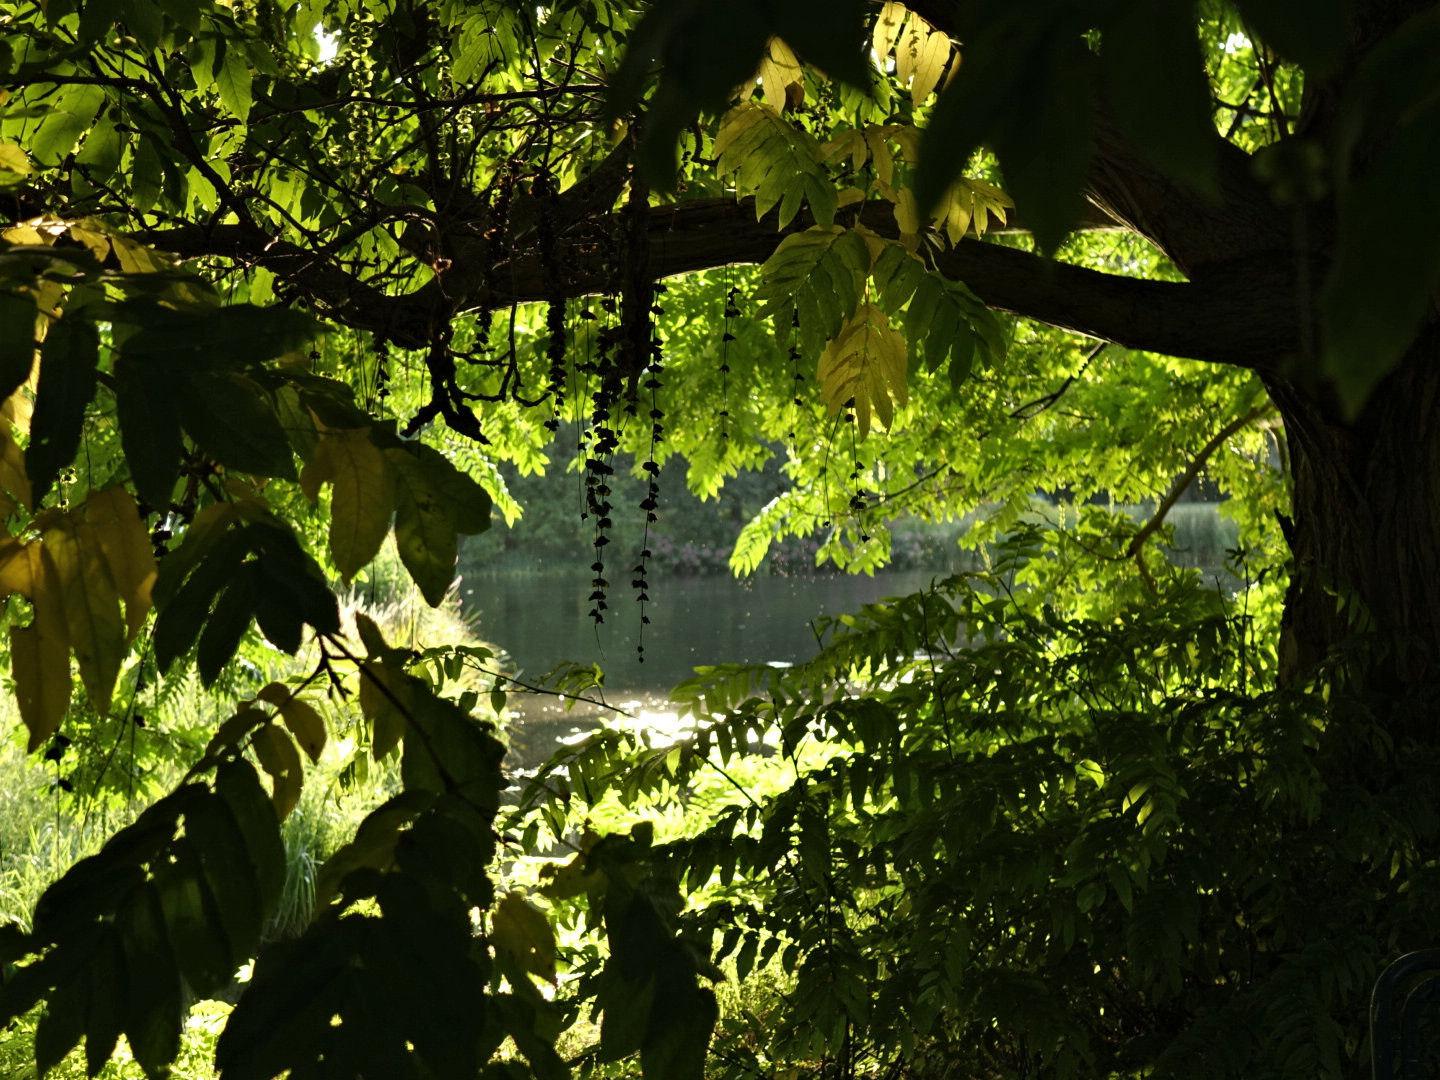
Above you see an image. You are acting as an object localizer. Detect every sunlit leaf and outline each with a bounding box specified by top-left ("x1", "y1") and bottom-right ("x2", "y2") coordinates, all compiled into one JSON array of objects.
[
  {"x1": 42, "y1": 516, "x2": 126, "y2": 714},
  {"x1": 83, "y1": 486, "x2": 157, "y2": 643},
  {"x1": 816, "y1": 302, "x2": 908, "y2": 439},
  {"x1": 302, "y1": 427, "x2": 395, "y2": 581},
  {"x1": 279, "y1": 697, "x2": 327, "y2": 764}
]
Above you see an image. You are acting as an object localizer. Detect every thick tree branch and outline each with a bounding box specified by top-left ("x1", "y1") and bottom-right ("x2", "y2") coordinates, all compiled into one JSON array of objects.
[{"x1": 142, "y1": 196, "x2": 1300, "y2": 370}]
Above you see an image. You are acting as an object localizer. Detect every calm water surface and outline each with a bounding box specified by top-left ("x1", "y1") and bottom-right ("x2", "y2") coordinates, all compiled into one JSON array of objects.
[{"x1": 461, "y1": 569, "x2": 953, "y2": 765}]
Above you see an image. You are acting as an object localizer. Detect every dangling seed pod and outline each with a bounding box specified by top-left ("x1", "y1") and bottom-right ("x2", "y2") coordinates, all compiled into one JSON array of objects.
[{"x1": 633, "y1": 283, "x2": 667, "y2": 661}]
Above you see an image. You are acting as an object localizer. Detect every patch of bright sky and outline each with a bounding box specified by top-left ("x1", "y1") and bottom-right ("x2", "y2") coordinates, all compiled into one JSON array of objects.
[{"x1": 316, "y1": 27, "x2": 339, "y2": 64}]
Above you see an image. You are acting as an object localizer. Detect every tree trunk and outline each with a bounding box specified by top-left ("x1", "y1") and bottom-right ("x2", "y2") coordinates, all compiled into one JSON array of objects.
[{"x1": 1267, "y1": 324, "x2": 1440, "y2": 708}]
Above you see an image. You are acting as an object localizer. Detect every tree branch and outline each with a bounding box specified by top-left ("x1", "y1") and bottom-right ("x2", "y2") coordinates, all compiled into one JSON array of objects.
[{"x1": 141, "y1": 194, "x2": 1301, "y2": 370}]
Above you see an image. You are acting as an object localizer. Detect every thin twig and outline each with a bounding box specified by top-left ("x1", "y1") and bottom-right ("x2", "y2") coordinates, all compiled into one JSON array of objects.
[{"x1": 1126, "y1": 402, "x2": 1270, "y2": 560}]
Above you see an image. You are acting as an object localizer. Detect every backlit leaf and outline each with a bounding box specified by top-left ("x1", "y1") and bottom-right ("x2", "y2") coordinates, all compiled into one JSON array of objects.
[
  {"x1": 816, "y1": 302, "x2": 908, "y2": 439},
  {"x1": 360, "y1": 659, "x2": 413, "y2": 760},
  {"x1": 301, "y1": 427, "x2": 395, "y2": 582},
  {"x1": 0, "y1": 425, "x2": 31, "y2": 514},
  {"x1": 215, "y1": 41, "x2": 254, "y2": 123},
  {"x1": 42, "y1": 516, "x2": 126, "y2": 714},
  {"x1": 754, "y1": 226, "x2": 870, "y2": 357},
  {"x1": 1, "y1": 542, "x2": 72, "y2": 750},
  {"x1": 252, "y1": 722, "x2": 304, "y2": 821},
  {"x1": 388, "y1": 448, "x2": 459, "y2": 607},
  {"x1": 715, "y1": 102, "x2": 837, "y2": 228},
  {"x1": 872, "y1": 1, "x2": 907, "y2": 59},
  {"x1": 279, "y1": 697, "x2": 327, "y2": 764},
  {"x1": 84, "y1": 486, "x2": 157, "y2": 643},
  {"x1": 895, "y1": 15, "x2": 951, "y2": 105}
]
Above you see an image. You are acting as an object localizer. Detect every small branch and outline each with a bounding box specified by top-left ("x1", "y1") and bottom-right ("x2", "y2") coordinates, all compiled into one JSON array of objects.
[
  {"x1": 1010, "y1": 340, "x2": 1107, "y2": 420},
  {"x1": 1125, "y1": 402, "x2": 1270, "y2": 559}
]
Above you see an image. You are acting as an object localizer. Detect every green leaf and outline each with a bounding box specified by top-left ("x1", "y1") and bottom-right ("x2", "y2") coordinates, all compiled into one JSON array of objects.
[
  {"x1": 34, "y1": 975, "x2": 86, "y2": 1076},
  {"x1": 83, "y1": 931, "x2": 127, "y2": 1077},
  {"x1": 73, "y1": 111, "x2": 123, "y2": 176},
  {"x1": 115, "y1": 355, "x2": 182, "y2": 512},
  {"x1": 408, "y1": 442, "x2": 491, "y2": 535},
  {"x1": 121, "y1": 0, "x2": 165, "y2": 50},
  {"x1": 175, "y1": 373, "x2": 297, "y2": 479},
  {"x1": 118, "y1": 883, "x2": 184, "y2": 1079},
  {"x1": 1321, "y1": 11, "x2": 1440, "y2": 412},
  {"x1": 214, "y1": 39, "x2": 254, "y2": 122},
  {"x1": 28, "y1": 316, "x2": 99, "y2": 504},
  {"x1": 715, "y1": 103, "x2": 836, "y2": 228},
  {"x1": 755, "y1": 226, "x2": 869, "y2": 357},
  {"x1": 153, "y1": 528, "x2": 248, "y2": 673},
  {"x1": 31, "y1": 84, "x2": 105, "y2": 164},
  {"x1": 301, "y1": 428, "x2": 395, "y2": 581},
  {"x1": 155, "y1": 838, "x2": 234, "y2": 998},
  {"x1": 214, "y1": 760, "x2": 288, "y2": 916},
  {"x1": 196, "y1": 565, "x2": 257, "y2": 686},
  {"x1": 183, "y1": 788, "x2": 266, "y2": 961},
  {"x1": 917, "y1": 9, "x2": 1090, "y2": 252},
  {"x1": 243, "y1": 522, "x2": 340, "y2": 636},
  {"x1": 214, "y1": 931, "x2": 352, "y2": 1078},
  {"x1": 873, "y1": 241, "x2": 1007, "y2": 380},
  {"x1": 388, "y1": 447, "x2": 459, "y2": 606}
]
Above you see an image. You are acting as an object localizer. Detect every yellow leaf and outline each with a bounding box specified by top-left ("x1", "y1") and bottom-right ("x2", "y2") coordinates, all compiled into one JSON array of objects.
[
  {"x1": 820, "y1": 128, "x2": 865, "y2": 171},
  {"x1": 109, "y1": 233, "x2": 176, "y2": 274},
  {"x1": 42, "y1": 517, "x2": 125, "y2": 714},
  {"x1": 893, "y1": 186, "x2": 922, "y2": 238},
  {"x1": 1, "y1": 224, "x2": 44, "y2": 245},
  {"x1": 854, "y1": 224, "x2": 888, "y2": 264},
  {"x1": 2, "y1": 384, "x2": 34, "y2": 434},
  {"x1": 493, "y1": 894, "x2": 558, "y2": 983},
  {"x1": 0, "y1": 142, "x2": 31, "y2": 176},
  {"x1": 66, "y1": 225, "x2": 111, "y2": 263},
  {"x1": 863, "y1": 126, "x2": 896, "y2": 187},
  {"x1": 895, "y1": 14, "x2": 952, "y2": 105},
  {"x1": 872, "y1": 1, "x2": 908, "y2": 60},
  {"x1": 3, "y1": 544, "x2": 71, "y2": 750},
  {"x1": 892, "y1": 125, "x2": 921, "y2": 165},
  {"x1": 816, "y1": 303, "x2": 908, "y2": 440},
  {"x1": 301, "y1": 428, "x2": 394, "y2": 582},
  {"x1": 279, "y1": 697, "x2": 327, "y2": 764},
  {"x1": 84, "y1": 486, "x2": 157, "y2": 642},
  {"x1": 758, "y1": 37, "x2": 804, "y2": 110},
  {"x1": 712, "y1": 102, "x2": 772, "y2": 162},
  {"x1": 0, "y1": 425, "x2": 31, "y2": 512},
  {"x1": 252, "y1": 722, "x2": 304, "y2": 821}
]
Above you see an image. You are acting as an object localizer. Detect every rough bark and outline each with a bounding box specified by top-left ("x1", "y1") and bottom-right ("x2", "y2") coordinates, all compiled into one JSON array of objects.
[{"x1": 1266, "y1": 329, "x2": 1440, "y2": 696}]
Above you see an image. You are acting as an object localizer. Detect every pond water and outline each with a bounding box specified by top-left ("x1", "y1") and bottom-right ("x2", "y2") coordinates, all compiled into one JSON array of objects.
[{"x1": 460, "y1": 568, "x2": 955, "y2": 766}]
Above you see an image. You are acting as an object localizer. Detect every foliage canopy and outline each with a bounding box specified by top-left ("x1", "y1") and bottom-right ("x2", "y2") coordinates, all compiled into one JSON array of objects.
[{"x1": 0, "y1": 0, "x2": 1438, "y2": 1077}]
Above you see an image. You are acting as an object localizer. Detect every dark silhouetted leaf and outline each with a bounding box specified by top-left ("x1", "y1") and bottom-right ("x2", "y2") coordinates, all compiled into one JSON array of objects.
[{"x1": 28, "y1": 316, "x2": 98, "y2": 504}]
